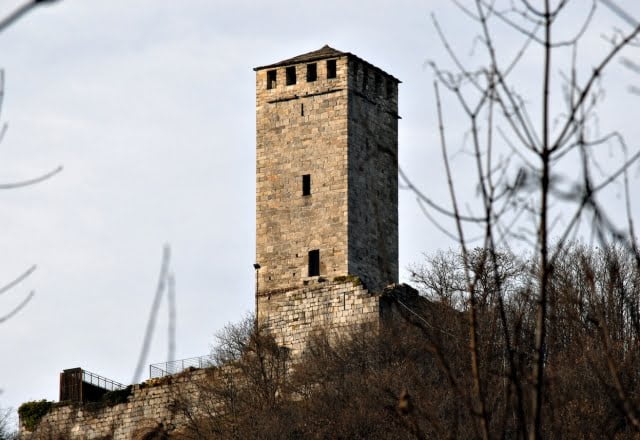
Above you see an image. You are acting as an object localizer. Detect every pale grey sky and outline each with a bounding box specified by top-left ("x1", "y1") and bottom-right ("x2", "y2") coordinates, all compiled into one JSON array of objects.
[{"x1": 0, "y1": 0, "x2": 639, "y2": 424}]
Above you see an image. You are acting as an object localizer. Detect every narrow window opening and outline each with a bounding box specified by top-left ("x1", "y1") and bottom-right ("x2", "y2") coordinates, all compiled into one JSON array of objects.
[
  {"x1": 306, "y1": 63, "x2": 317, "y2": 82},
  {"x1": 286, "y1": 66, "x2": 297, "y2": 85},
  {"x1": 267, "y1": 70, "x2": 277, "y2": 89},
  {"x1": 308, "y1": 250, "x2": 320, "y2": 276},
  {"x1": 327, "y1": 59, "x2": 337, "y2": 79},
  {"x1": 302, "y1": 174, "x2": 311, "y2": 196},
  {"x1": 301, "y1": 103, "x2": 304, "y2": 116}
]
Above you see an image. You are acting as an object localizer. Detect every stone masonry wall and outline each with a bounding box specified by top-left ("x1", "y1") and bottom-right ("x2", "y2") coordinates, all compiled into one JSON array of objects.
[
  {"x1": 20, "y1": 370, "x2": 206, "y2": 440},
  {"x1": 21, "y1": 284, "x2": 423, "y2": 439},
  {"x1": 257, "y1": 278, "x2": 380, "y2": 356},
  {"x1": 255, "y1": 48, "x2": 399, "y2": 297},
  {"x1": 255, "y1": 48, "x2": 400, "y2": 340},
  {"x1": 346, "y1": 58, "x2": 399, "y2": 292},
  {"x1": 255, "y1": 55, "x2": 351, "y2": 293}
]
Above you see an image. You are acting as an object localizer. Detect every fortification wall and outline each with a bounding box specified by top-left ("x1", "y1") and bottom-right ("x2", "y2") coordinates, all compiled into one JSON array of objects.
[
  {"x1": 20, "y1": 369, "x2": 206, "y2": 440},
  {"x1": 21, "y1": 283, "x2": 422, "y2": 439},
  {"x1": 257, "y1": 278, "x2": 381, "y2": 355}
]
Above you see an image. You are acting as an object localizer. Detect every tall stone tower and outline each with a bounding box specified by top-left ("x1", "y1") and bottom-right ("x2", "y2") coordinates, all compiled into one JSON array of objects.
[{"x1": 254, "y1": 46, "x2": 400, "y2": 351}]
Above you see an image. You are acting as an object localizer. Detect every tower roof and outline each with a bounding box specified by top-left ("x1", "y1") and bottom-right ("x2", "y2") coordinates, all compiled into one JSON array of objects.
[
  {"x1": 254, "y1": 45, "x2": 345, "y2": 70},
  {"x1": 253, "y1": 45, "x2": 400, "y2": 83}
]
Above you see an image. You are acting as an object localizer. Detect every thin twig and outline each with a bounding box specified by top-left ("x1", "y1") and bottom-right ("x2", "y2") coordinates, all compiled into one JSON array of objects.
[
  {"x1": 132, "y1": 244, "x2": 171, "y2": 384},
  {"x1": 0, "y1": 265, "x2": 36, "y2": 296},
  {"x1": 0, "y1": 290, "x2": 34, "y2": 324}
]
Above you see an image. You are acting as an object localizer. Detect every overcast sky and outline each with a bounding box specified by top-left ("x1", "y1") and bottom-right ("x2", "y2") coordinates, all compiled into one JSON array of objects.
[{"x1": 1, "y1": 0, "x2": 639, "y2": 423}]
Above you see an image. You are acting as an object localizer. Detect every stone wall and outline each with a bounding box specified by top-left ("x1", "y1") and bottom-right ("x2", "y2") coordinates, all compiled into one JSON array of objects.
[
  {"x1": 257, "y1": 278, "x2": 382, "y2": 356},
  {"x1": 20, "y1": 369, "x2": 206, "y2": 440},
  {"x1": 346, "y1": 57, "x2": 399, "y2": 292},
  {"x1": 21, "y1": 284, "x2": 423, "y2": 439}
]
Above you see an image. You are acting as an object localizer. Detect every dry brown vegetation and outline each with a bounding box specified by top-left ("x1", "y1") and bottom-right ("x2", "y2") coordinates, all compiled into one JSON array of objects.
[
  {"x1": 162, "y1": 244, "x2": 639, "y2": 439},
  {"x1": 397, "y1": 1, "x2": 640, "y2": 438},
  {"x1": 14, "y1": 1, "x2": 640, "y2": 438},
  {"x1": 141, "y1": 3, "x2": 640, "y2": 438}
]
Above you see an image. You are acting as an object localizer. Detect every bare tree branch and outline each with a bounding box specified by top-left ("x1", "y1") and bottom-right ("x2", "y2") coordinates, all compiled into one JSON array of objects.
[{"x1": 132, "y1": 244, "x2": 171, "y2": 384}]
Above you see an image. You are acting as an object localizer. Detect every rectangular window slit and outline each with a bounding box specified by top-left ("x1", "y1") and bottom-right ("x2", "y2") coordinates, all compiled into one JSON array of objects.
[
  {"x1": 267, "y1": 70, "x2": 277, "y2": 90},
  {"x1": 301, "y1": 103, "x2": 304, "y2": 116},
  {"x1": 302, "y1": 174, "x2": 311, "y2": 196},
  {"x1": 286, "y1": 66, "x2": 296, "y2": 85},
  {"x1": 308, "y1": 250, "x2": 320, "y2": 276},
  {"x1": 306, "y1": 63, "x2": 317, "y2": 82},
  {"x1": 327, "y1": 59, "x2": 337, "y2": 79}
]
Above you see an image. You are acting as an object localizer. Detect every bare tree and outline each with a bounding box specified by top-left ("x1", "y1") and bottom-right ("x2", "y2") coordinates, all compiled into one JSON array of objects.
[
  {"x1": 0, "y1": 0, "x2": 63, "y2": 325},
  {"x1": 398, "y1": 1, "x2": 640, "y2": 438},
  {"x1": 172, "y1": 314, "x2": 291, "y2": 439},
  {"x1": 0, "y1": 4, "x2": 63, "y2": 437},
  {"x1": 0, "y1": 406, "x2": 17, "y2": 440},
  {"x1": 170, "y1": 4, "x2": 640, "y2": 438},
  {"x1": 147, "y1": 243, "x2": 640, "y2": 439}
]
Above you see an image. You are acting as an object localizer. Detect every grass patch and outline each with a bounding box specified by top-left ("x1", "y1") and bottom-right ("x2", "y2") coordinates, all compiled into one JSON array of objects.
[{"x1": 333, "y1": 275, "x2": 362, "y2": 286}]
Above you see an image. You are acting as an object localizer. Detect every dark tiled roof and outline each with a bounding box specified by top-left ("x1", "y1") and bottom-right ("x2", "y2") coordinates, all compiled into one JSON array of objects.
[
  {"x1": 254, "y1": 45, "x2": 345, "y2": 70},
  {"x1": 254, "y1": 45, "x2": 400, "y2": 83}
]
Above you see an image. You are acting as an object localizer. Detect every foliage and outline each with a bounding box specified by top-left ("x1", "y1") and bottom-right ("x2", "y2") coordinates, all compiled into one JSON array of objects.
[
  {"x1": 169, "y1": 245, "x2": 640, "y2": 439},
  {"x1": 83, "y1": 386, "x2": 135, "y2": 413},
  {"x1": 101, "y1": 386, "x2": 133, "y2": 406},
  {"x1": 17, "y1": 400, "x2": 54, "y2": 432}
]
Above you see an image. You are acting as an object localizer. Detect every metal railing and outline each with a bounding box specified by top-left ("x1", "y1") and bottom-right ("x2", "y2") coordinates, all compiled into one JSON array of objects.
[
  {"x1": 149, "y1": 355, "x2": 216, "y2": 379},
  {"x1": 81, "y1": 369, "x2": 126, "y2": 391},
  {"x1": 60, "y1": 367, "x2": 126, "y2": 402}
]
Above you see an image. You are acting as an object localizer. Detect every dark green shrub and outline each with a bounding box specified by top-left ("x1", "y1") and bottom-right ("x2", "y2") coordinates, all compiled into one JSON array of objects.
[
  {"x1": 101, "y1": 385, "x2": 132, "y2": 406},
  {"x1": 17, "y1": 400, "x2": 54, "y2": 431}
]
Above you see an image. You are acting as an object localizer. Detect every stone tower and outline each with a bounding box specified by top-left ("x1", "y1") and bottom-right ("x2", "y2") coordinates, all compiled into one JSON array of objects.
[
  {"x1": 254, "y1": 46, "x2": 400, "y2": 351},
  {"x1": 16, "y1": 47, "x2": 412, "y2": 439}
]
